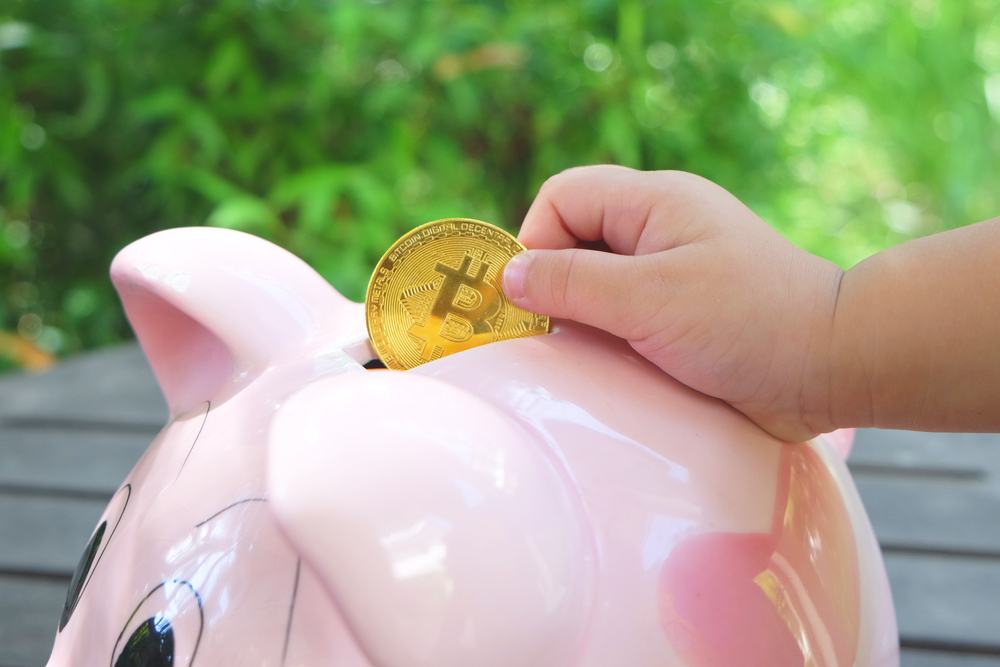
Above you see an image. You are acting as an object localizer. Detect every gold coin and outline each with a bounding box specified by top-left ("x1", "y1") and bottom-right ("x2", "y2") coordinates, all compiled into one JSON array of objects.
[{"x1": 365, "y1": 218, "x2": 550, "y2": 370}]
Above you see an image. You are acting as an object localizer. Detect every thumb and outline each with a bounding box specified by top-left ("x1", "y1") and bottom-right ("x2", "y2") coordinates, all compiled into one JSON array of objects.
[{"x1": 502, "y1": 248, "x2": 655, "y2": 339}]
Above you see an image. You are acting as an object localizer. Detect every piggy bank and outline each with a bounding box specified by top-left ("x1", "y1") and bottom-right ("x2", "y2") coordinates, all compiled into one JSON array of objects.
[{"x1": 47, "y1": 227, "x2": 898, "y2": 667}]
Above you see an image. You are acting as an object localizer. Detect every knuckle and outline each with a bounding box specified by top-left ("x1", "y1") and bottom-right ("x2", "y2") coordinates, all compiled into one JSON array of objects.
[
  {"x1": 540, "y1": 250, "x2": 579, "y2": 316},
  {"x1": 653, "y1": 169, "x2": 722, "y2": 197},
  {"x1": 559, "y1": 250, "x2": 581, "y2": 314},
  {"x1": 625, "y1": 257, "x2": 672, "y2": 339},
  {"x1": 537, "y1": 169, "x2": 575, "y2": 200},
  {"x1": 538, "y1": 165, "x2": 618, "y2": 197}
]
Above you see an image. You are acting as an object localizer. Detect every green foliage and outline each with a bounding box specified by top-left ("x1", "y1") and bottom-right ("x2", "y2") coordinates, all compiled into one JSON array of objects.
[{"x1": 1, "y1": 0, "x2": 998, "y2": 367}]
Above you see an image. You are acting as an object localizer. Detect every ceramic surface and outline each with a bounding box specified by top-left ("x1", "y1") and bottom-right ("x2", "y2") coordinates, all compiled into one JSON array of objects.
[{"x1": 47, "y1": 227, "x2": 899, "y2": 667}]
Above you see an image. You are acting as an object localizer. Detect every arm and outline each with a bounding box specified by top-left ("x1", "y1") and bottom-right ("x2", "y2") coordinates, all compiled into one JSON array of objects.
[{"x1": 821, "y1": 217, "x2": 1000, "y2": 432}]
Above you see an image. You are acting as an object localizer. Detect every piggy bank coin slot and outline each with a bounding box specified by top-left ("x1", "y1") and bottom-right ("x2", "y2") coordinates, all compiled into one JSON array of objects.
[{"x1": 338, "y1": 337, "x2": 387, "y2": 370}]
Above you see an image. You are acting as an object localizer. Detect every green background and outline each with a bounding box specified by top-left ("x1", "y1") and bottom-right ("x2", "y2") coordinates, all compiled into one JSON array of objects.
[{"x1": 1, "y1": 0, "x2": 998, "y2": 372}]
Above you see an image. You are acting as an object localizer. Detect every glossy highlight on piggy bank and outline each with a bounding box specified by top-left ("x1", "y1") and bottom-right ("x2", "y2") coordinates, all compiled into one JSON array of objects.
[{"x1": 47, "y1": 227, "x2": 899, "y2": 666}]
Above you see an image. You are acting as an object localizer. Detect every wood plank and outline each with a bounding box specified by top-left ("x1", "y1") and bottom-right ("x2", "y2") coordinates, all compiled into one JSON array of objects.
[
  {"x1": 0, "y1": 575, "x2": 63, "y2": 667},
  {"x1": 0, "y1": 343, "x2": 165, "y2": 427},
  {"x1": 850, "y1": 429, "x2": 1000, "y2": 475},
  {"x1": 0, "y1": 426, "x2": 148, "y2": 497},
  {"x1": 887, "y1": 552, "x2": 1000, "y2": 650},
  {"x1": 855, "y1": 475, "x2": 1000, "y2": 553},
  {"x1": 901, "y1": 650, "x2": 1000, "y2": 667},
  {"x1": 0, "y1": 494, "x2": 106, "y2": 575},
  {"x1": 850, "y1": 427, "x2": 1000, "y2": 657}
]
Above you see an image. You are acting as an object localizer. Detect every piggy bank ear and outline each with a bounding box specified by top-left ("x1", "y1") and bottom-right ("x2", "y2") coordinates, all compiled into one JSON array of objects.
[
  {"x1": 266, "y1": 371, "x2": 592, "y2": 667},
  {"x1": 111, "y1": 227, "x2": 362, "y2": 416}
]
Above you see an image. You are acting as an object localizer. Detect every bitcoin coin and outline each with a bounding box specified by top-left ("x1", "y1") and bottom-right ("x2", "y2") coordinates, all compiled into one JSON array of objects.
[{"x1": 365, "y1": 218, "x2": 550, "y2": 370}]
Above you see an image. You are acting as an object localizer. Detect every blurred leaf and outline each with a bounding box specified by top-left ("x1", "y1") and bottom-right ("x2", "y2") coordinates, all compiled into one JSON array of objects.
[
  {"x1": 205, "y1": 37, "x2": 247, "y2": 96},
  {"x1": 601, "y1": 103, "x2": 641, "y2": 167},
  {"x1": 206, "y1": 196, "x2": 279, "y2": 237},
  {"x1": 0, "y1": 331, "x2": 54, "y2": 371},
  {"x1": 0, "y1": 20, "x2": 33, "y2": 50},
  {"x1": 53, "y1": 59, "x2": 111, "y2": 137}
]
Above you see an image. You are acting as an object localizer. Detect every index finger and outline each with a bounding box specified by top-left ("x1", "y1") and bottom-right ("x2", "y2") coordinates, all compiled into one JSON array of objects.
[{"x1": 517, "y1": 165, "x2": 666, "y2": 255}]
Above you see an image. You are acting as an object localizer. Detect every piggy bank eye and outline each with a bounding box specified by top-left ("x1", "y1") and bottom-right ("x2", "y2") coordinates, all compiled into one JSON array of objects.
[
  {"x1": 59, "y1": 484, "x2": 131, "y2": 631},
  {"x1": 112, "y1": 579, "x2": 203, "y2": 667},
  {"x1": 113, "y1": 615, "x2": 174, "y2": 667},
  {"x1": 59, "y1": 521, "x2": 105, "y2": 630}
]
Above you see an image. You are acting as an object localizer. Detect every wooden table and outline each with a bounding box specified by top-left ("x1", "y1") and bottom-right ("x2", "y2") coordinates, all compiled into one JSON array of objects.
[{"x1": 1, "y1": 344, "x2": 998, "y2": 666}]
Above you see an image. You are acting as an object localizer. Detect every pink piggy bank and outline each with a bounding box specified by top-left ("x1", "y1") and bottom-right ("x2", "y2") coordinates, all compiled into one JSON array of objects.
[{"x1": 47, "y1": 227, "x2": 898, "y2": 667}]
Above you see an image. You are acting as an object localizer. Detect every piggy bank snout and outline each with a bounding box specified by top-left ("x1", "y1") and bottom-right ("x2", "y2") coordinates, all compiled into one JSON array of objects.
[{"x1": 268, "y1": 371, "x2": 595, "y2": 667}]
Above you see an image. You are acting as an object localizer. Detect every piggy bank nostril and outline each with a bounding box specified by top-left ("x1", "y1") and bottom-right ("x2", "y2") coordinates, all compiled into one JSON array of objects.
[{"x1": 113, "y1": 615, "x2": 174, "y2": 667}]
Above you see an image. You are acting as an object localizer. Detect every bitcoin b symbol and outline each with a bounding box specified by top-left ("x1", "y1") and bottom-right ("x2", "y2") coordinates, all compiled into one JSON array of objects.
[{"x1": 409, "y1": 253, "x2": 501, "y2": 360}]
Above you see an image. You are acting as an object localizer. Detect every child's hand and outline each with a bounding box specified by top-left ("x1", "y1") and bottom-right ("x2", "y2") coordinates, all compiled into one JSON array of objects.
[
  {"x1": 504, "y1": 166, "x2": 843, "y2": 441},
  {"x1": 504, "y1": 165, "x2": 1000, "y2": 440},
  {"x1": 502, "y1": 165, "x2": 842, "y2": 442}
]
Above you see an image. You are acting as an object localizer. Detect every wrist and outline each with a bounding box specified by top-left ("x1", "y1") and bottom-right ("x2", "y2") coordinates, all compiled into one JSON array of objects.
[
  {"x1": 799, "y1": 254, "x2": 880, "y2": 435},
  {"x1": 806, "y1": 254, "x2": 882, "y2": 433}
]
